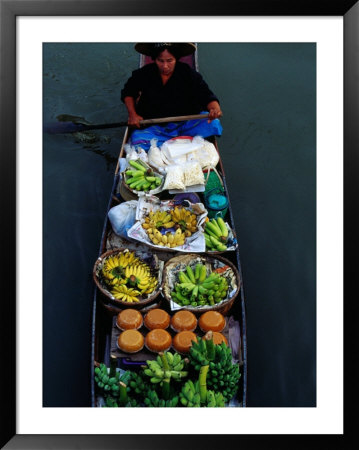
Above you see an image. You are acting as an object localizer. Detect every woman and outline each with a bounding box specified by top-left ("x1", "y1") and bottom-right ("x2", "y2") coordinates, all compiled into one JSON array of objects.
[{"x1": 121, "y1": 43, "x2": 223, "y2": 150}]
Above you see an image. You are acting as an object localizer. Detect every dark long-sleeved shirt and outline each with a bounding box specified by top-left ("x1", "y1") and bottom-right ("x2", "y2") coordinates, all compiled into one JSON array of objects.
[{"x1": 121, "y1": 61, "x2": 219, "y2": 119}]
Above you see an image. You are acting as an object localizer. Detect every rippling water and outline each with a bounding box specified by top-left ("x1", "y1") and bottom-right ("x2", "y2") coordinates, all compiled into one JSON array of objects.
[{"x1": 43, "y1": 43, "x2": 316, "y2": 407}]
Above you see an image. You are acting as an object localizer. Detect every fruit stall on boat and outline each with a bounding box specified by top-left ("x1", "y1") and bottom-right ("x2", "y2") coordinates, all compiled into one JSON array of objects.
[{"x1": 91, "y1": 45, "x2": 247, "y2": 408}]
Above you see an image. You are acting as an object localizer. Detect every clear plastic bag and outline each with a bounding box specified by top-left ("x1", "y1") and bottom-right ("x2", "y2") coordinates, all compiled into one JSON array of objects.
[
  {"x1": 124, "y1": 145, "x2": 148, "y2": 164},
  {"x1": 183, "y1": 161, "x2": 205, "y2": 187},
  {"x1": 162, "y1": 165, "x2": 185, "y2": 190},
  {"x1": 148, "y1": 140, "x2": 166, "y2": 170}
]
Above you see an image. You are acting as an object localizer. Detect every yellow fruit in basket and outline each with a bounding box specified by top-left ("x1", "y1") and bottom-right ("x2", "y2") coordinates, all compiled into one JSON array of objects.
[
  {"x1": 162, "y1": 234, "x2": 168, "y2": 245},
  {"x1": 167, "y1": 233, "x2": 174, "y2": 244},
  {"x1": 111, "y1": 285, "x2": 141, "y2": 302},
  {"x1": 102, "y1": 251, "x2": 140, "y2": 283}
]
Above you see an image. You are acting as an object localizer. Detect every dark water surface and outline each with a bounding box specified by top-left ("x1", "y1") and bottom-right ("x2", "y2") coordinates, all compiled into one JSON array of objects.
[{"x1": 43, "y1": 43, "x2": 316, "y2": 407}]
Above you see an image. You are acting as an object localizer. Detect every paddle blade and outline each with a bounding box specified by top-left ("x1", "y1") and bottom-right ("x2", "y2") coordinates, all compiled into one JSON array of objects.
[{"x1": 44, "y1": 121, "x2": 90, "y2": 134}]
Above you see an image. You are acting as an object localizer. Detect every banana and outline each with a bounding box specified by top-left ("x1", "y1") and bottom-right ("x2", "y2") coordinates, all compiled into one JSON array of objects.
[
  {"x1": 166, "y1": 352, "x2": 174, "y2": 366},
  {"x1": 216, "y1": 217, "x2": 228, "y2": 238},
  {"x1": 186, "y1": 266, "x2": 196, "y2": 284},
  {"x1": 128, "y1": 159, "x2": 147, "y2": 172},
  {"x1": 153, "y1": 229, "x2": 162, "y2": 240},
  {"x1": 163, "y1": 221, "x2": 175, "y2": 229},
  {"x1": 199, "y1": 265, "x2": 207, "y2": 283}
]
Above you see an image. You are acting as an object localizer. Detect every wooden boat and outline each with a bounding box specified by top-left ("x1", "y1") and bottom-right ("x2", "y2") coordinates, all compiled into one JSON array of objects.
[{"x1": 91, "y1": 45, "x2": 247, "y2": 407}]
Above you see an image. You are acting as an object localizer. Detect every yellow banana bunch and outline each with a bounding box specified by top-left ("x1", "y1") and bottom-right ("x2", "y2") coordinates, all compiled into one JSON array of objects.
[
  {"x1": 100, "y1": 250, "x2": 158, "y2": 301},
  {"x1": 102, "y1": 251, "x2": 140, "y2": 284},
  {"x1": 141, "y1": 207, "x2": 196, "y2": 248},
  {"x1": 124, "y1": 265, "x2": 158, "y2": 294},
  {"x1": 170, "y1": 207, "x2": 198, "y2": 234},
  {"x1": 147, "y1": 227, "x2": 186, "y2": 248},
  {"x1": 111, "y1": 284, "x2": 141, "y2": 302},
  {"x1": 173, "y1": 228, "x2": 186, "y2": 247}
]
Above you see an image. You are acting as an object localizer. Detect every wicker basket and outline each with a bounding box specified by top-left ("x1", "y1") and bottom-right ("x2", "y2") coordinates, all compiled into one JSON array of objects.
[
  {"x1": 121, "y1": 161, "x2": 164, "y2": 197},
  {"x1": 93, "y1": 248, "x2": 161, "y2": 309},
  {"x1": 100, "y1": 296, "x2": 163, "y2": 317},
  {"x1": 119, "y1": 179, "x2": 138, "y2": 201},
  {"x1": 161, "y1": 253, "x2": 240, "y2": 315}
]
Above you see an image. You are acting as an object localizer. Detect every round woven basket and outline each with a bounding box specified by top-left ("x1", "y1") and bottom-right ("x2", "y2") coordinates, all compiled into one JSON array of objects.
[
  {"x1": 121, "y1": 166, "x2": 164, "y2": 197},
  {"x1": 93, "y1": 248, "x2": 161, "y2": 309},
  {"x1": 161, "y1": 253, "x2": 241, "y2": 315},
  {"x1": 119, "y1": 179, "x2": 138, "y2": 201}
]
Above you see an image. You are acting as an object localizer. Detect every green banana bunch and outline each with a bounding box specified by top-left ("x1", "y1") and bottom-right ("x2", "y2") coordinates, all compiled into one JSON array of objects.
[
  {"x1": 179, "y1": 380, "x2": 225, "y2": 407},
  {"x1": 207, "y1": 342, "x2": 241, "y2": 403},
  {"x1": 189, "y1": 335, "x2": 216, "y2": 369},
  {"x1": 143, "y1": 389, "x2": 179, "y2": 407},
  {"x1": 171, "y1": 263, "x2": 229, "y2": 308},
  {"x1": 189, "y1": 337, "x2": 241, "y2": 403},
  {"x1": 127, "y1": 370, "x2": 148, "y2": 398},
  {"x1": 94, "y1": 363, "x2": 125, "y2": 397},
  {"x1": 125, "y1": 159, "x2": 162, "y2": 192},
  {"x1": 204, "y1": 217, "x2": 229, "y2": 252},
  {"x1": 95, "y1": 362, "x2": 137, "y2": 407},
  {"x1": 142, "y1": 351, "x2": 188, "y2": 384}
]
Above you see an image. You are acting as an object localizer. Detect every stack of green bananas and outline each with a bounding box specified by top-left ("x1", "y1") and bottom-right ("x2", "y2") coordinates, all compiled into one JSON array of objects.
[
  {"x1": 94, "y1": 363, "x2": 126, "y2": 396},
  {"x1": 94, "y1": 363, "x2": 137, "y2": 407},
  {"x1": 144, "y1": 389, "x2": 179, "y2": 407},
  {"x1": 171, "y1": 263, "x2": 229, "y2": 307},
  {"x1": 207, "y1": 342, "x2": 241, "y2": 403},
  {"x1": 125, "y1": 159, "x2": 162, "y2": 191},
  {"x1": 190, "y1": 338, "x2": 241, "y2": 403},
  {"x1": 142, "y1": 351, "x2": 188, "y2": 384},
  {"x1": 204, "y1": 217, "x2": 229, "y2": 252},
  {"x1": 127, "y1": 371, "x2": 148, "y2": 398},
  {"x1": 179, "y1": 379, "x2": 225, "y2": 407}
]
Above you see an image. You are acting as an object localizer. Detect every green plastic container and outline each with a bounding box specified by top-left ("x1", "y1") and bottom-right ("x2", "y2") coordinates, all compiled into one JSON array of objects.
[{"x1": 204, "y1": 187, "x2": 229, "y2": 219}]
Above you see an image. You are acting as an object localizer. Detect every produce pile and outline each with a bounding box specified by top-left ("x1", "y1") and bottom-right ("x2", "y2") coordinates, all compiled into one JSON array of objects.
[
  {"x1": 99, "y1": 250, "x2": 158, "y2": 303},
  {"x1": 124, "y1": 159, "x2": 162, "y2": 192},
  {"x1": 141, "y1": 206, "x2": 198, "y2": 248},
  {"x1": 171, "y1": 263, "x2": 229, "y2": 307},
  {"x1": 95, "y1": 332, "x2": 241, "y2": 407},
  {"x1": 204, "y1": 217, "x2": 229, "y2": 251}
]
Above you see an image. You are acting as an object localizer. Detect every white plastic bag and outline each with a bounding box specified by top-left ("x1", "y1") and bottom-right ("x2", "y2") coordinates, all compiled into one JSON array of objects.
[
  {"x1": 187, "y1": 136, "x2": 219, "y2": 168},
  {"x1": 108, "y1": 200, "x2": 138, "y2": 238},
  {"x1": 162, "y1": 165, "x2": 185, "y2": 190},
  {"x1": 182, "y1": 161, "x2": 205, "y2": 187},
  {"x1": 148, "y1": 140, "x2": 166, "y2": 170},
  {"x1": 124, "y1": 145, "x2": 148, "y2": 164}
]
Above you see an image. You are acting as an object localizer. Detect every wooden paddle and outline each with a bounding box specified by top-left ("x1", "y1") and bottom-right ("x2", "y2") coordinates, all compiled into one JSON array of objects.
[{"x1": 44, "y1": 113, "x2": 210, "y2": 134}]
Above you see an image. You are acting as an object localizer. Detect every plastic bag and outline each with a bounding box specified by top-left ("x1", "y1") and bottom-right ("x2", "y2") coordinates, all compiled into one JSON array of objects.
[
  {"x1": 183, "y1": 161, "x2": 205, "y2": 187},
  {"x1": 124, "y1": 145, "x2": 148, "y2": 164},
  {"x1": 162, "y1": 165, "x2": 185, "y2": 190},
  {"x1": 108, "y1": 200, "x2": 138, "y2": 238},
  {"x1": 187, "y1": 136, "x2": 219, "y2": 168},
  {"x1": 148, "y1": 141, "x2": 166, "y2": 170}
]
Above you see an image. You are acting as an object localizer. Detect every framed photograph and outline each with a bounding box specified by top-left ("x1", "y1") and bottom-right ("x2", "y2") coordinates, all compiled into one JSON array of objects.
[{"x1": 1, "y1": 0, "x2": 355, "y2": 448}]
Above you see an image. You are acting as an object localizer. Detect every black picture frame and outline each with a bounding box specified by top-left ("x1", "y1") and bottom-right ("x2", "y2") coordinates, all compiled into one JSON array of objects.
[{"x1": 1, "y1": 0, "x2": 356, "y2": 448}]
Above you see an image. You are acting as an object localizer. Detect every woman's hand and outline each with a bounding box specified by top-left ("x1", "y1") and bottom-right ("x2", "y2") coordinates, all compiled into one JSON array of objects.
[
  {"x1": 128, "y1": 111, "x2": 144, "y2": 128},
  {"x1": 207, "y1": 101, "x2": 222, "y2": 122},
  {"x1": 124, "y1": 96, "x2": 143, "y2": 128}
]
